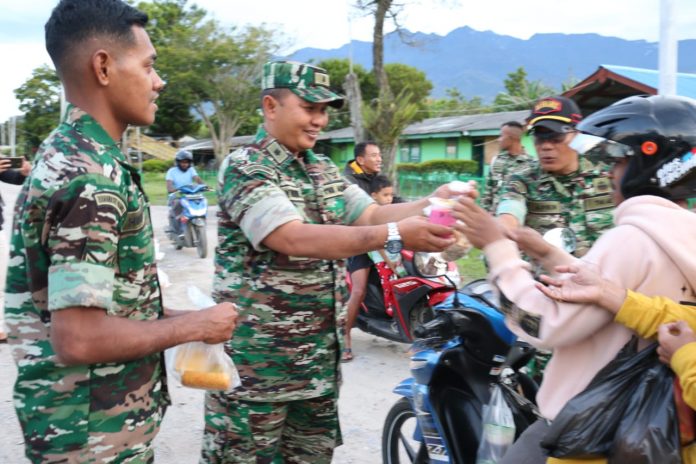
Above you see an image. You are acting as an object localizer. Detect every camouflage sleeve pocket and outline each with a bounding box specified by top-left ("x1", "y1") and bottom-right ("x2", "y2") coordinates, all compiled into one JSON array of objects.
[
  {"x1": 46, "y1": 176, "x2": 125, "y2": 267},
  {"x1": 239, "y1": 191, "x2": 303, "y2": 251},
  {"x1": 48, "y1": 261, "x2": 114, "y2": 311}
]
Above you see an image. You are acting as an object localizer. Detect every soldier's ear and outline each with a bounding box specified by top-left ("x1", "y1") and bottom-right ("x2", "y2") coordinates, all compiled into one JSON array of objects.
[
  {"x1": 91, "y1": 49, "x2": 112, "y2": 87},
  {"x1": 262, "y1": 94, "x2": 279, "y2": 119}
]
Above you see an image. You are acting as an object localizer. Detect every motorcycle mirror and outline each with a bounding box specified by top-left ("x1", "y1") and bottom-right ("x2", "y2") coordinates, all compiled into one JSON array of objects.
[
  {"x1": 413, "y1": 252, "x2": 448, "y2": 278},
  {"x1": 542, "y1": 227, "x2": 577, "y2": 254},
  {"x1": 413, "y1": 252, "x2": 461, "y2": 308}
]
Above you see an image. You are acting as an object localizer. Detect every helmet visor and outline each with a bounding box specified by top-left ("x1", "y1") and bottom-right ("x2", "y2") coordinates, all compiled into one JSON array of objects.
[{"x1": 570, "y1": 133, "x2": 634, "y2": 163}]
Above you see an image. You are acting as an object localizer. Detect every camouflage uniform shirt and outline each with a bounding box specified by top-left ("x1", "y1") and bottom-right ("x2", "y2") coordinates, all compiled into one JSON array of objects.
[
  {"x1": 481, "y1": 149, "x2": 535, "y2": 212},
  {"x1": 214, "y1": 126, "x2": 373, "y2": 402},
  {"x1": 5, "y1": 106, "x2": 168, "y2": 463},
  {"x1": 496, "y1": 157, "x2": 615, "y2": 257}
]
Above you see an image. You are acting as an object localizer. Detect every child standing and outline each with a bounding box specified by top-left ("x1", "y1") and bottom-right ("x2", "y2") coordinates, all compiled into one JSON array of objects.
[{"x1": 343, "y1": 175, "x2": 403, "y2": 361}]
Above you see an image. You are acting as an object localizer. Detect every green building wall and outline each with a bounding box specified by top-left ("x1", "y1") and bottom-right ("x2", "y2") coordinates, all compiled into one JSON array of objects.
[{"x1": 319, "y1": 133, "x2": 537, "y2": 176}]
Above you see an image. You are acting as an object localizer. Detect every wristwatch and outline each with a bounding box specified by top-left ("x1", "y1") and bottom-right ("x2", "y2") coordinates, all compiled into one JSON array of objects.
[{"x1": 384, "y1": 222, "x2": 404, "y2": 254}]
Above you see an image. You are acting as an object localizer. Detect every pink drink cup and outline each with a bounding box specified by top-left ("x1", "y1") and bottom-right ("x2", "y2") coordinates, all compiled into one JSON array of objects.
[{"x1": 429, "y1": 203, "x2": 456, "y2": 227}]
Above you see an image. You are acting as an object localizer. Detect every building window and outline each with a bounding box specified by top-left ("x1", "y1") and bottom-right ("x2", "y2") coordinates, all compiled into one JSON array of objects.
[
  {"x1": 400, "y1": 141, "x2": 421, "y2": 163},
  {"x1": 445, "y1": 138, "x2": 458, "y2": 159}
]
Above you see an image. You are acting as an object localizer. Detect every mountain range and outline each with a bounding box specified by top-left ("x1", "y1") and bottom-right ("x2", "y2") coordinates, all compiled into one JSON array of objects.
[{"x1": 287, "y1": 26, "x2": 696, "y2": 101}]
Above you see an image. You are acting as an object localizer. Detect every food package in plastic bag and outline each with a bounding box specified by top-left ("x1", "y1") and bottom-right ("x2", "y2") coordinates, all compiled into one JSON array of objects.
[
  {"x1": 476, "y1": 383, "x2": 516, "y2": 464},
  {"x1": 165, "y1": 287, "x2": 241, "y2": 391},
  {"x1": 542, "y1": 340, "x2": 681, "y2": 463}
]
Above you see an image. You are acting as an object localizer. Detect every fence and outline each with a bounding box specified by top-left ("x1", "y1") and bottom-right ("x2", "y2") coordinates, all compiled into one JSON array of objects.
[{"x1": 398, "y1": 172, "x2": 485, "y2": 201}]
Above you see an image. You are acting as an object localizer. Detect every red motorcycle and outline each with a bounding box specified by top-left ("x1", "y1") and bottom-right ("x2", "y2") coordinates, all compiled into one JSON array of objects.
[{"x1": 347, "y1": 251, "x2": 461, "y2": 343}]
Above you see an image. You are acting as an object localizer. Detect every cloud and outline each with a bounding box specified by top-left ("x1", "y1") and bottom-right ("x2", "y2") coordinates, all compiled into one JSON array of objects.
[{"x1": 0, "y1": 42, "x2": 52, "y2": 121}]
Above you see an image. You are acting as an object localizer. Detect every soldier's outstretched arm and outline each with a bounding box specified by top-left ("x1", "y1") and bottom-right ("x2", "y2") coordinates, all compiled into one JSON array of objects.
[
  {"x1": 262, "y1": 216, "x2": 455, "y2": 260},
  {"x1": 50, "y1": 303, "x2": 238, "y2": 366}
]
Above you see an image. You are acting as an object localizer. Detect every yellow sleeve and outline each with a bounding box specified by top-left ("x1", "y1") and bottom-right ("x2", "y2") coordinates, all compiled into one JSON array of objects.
[
  {"x1": 614, "y1": 290, "x2": 696, "y2": 339},
  {"x1": 671, "y1": 343, "x2": 696, "y2": 410}
]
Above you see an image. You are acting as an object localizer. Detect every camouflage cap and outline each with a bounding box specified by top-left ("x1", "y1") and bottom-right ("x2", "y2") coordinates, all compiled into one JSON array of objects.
[{"x1": 262, "y1": 61, "x2": 345, "y2": 109}]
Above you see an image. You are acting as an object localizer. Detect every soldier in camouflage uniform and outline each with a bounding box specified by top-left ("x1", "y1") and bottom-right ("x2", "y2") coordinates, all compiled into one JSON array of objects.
[
  {"x1": 205, "y1": 60, "x2": 462, "y2": 464},
  {"x1": 496, "y1": 96, "x2": 615, "y2": 257},
  {"x1": 481, "y1": 120, "x2": 535, "y2": 213},
  {"x1": 5, "y1": 2, "x2": 238, "y2": 462}
]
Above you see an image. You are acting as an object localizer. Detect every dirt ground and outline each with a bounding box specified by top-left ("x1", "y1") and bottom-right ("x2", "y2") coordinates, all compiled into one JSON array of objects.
[{"x1": 0, "y1": 184, "x2": 411, "y2": 463}]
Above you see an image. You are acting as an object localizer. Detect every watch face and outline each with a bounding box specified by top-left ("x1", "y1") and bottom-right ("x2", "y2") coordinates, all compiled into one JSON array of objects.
[{"x1": 385, "y1": 240, "x2": 403, "y2": 254}]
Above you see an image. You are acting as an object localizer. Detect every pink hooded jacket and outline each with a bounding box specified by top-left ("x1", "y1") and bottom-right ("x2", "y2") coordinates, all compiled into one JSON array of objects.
[{"x1": 485, "y1": 195, "x2": 696, "y2": 419}]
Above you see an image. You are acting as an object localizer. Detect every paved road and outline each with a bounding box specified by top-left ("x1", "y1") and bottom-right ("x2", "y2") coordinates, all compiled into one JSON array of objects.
[{"x1": 0, "y1": 184, "x2": 411, "y2": 463}]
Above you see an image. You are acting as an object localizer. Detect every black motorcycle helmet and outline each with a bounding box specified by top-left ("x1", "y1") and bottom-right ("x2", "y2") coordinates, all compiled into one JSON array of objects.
[
  {"x1": 175, "y1": 150, "x2": 193, "y2": 171},
  {"x1": 575, "y1": 95, "x2": 696, "y2": 201}
]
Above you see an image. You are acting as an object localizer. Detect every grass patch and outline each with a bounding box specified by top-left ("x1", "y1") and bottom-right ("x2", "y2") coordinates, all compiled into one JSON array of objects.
[
  {"x1": 456, "y1": 248, "x2": 487, "y2": 283},
  {"x1": 141, "y1": 171, "x2": 218, "y2": 206}
]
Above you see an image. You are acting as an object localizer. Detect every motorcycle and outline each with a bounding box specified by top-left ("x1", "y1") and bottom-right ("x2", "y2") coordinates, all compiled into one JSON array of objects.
[
  {"x1": 382, "y1": 254, "x2": 540, "y2": 464},
  {"x1": 348, "y1": 250, "x2": 462, "y2": 344},
  {"x1": 166, "y1": 184, "x2": 210, "y2": 259}
]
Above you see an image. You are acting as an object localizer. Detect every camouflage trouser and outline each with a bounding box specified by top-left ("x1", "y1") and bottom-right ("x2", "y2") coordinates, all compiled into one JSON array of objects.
[{"x1": 200, "y1": 393, "x2": 341, "y2": 464}]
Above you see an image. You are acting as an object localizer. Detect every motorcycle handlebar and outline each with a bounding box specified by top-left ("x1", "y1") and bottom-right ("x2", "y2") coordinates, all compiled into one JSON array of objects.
[{"x1": 413, "y1": 311, "x2": 471, "y2": 340}]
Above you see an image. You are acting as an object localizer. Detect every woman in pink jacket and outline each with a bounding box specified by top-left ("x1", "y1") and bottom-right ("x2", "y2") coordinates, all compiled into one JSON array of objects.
[{"x1": 453, "y1": 95, "x2": 696, "y2": 463}]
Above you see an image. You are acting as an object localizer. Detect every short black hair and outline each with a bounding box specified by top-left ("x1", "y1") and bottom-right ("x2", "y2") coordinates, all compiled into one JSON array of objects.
[
  {"x1": 501, "y1": 121, "x2": 524, "y2": 130},
  {"x1": 369, "y1": 175, "x2": 392, "y2": 195},
  {"x1": 354, "y1": 141, "x2": 378, "y2": 159},
  {"x1": 260, "y1": 88, "x2": 290, "y2": 109},
  {"x1": 45, "y1": 0, "x2": 148, "y2": 73}
]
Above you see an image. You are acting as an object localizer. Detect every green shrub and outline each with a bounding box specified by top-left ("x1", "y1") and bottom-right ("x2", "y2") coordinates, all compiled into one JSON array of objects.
[
  {"x1": 397, "y1": 159, "x2": 478, "y2": 175},
  {"x1": 142, "y1": 159, "x2": 172, "y2": 173}
]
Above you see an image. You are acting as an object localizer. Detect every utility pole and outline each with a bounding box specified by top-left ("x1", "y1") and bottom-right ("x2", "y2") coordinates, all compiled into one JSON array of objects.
[
  {"x1": 659, "y1": 0, "x2": 677, "y2": 96},
  {"x1": 344, "y1": 12, "x2": 366, "y2": 144}
]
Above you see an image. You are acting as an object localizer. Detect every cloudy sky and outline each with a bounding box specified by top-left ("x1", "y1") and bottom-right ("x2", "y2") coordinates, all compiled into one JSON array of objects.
[{"x1": 1, "y1": 0, "x2": 696, "y2": 121}]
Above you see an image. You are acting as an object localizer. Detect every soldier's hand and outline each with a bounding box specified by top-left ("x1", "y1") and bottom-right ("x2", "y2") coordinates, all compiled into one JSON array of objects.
[
  {"x1": 193, "y1": 302, "x2": 238, "y2": 344},
  {"x1": 451, "y1": 197, "x2": 505, "y2": 249},
  {"x1": 0, "y1": 158, "x2": 10, "y2": 174},
  {"x1": 397, "y1": 216, "x2": 455, "y2": 252},
  {"x1": 430, "y1": 180, "x2": 478, "y2": 200},
  {"x1": 508, "y1": 227, "x2": 551, "y2": 260}
]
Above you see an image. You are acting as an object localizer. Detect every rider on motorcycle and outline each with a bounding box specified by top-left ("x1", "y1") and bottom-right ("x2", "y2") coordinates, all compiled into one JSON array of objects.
[{"x1": 166, "y1": 150, "x2": 206, "y2": 238}]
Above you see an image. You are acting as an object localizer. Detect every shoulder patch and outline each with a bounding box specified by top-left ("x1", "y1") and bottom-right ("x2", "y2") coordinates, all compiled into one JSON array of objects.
[
  {"x1": 94, "y1": 192, "x2": 127, "y2": 216},
  {"x1": 266, "y1": 141, "x2": 290, "y2": 165}
]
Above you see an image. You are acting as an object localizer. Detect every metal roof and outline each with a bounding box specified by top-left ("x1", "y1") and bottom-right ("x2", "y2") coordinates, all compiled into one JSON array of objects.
[
  {"x1": 183, "y1": 135, "x2": 255, "y2": 152},
  {"x1": 602, "y1": 65, "x2": 696, "y2": 98},
  {"x1": 564, "y1": 64, "x2": 696, "y2": 115}
]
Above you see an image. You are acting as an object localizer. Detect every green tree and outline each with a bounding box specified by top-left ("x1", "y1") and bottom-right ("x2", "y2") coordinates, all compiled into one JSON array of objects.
[
  {"x1": 138, "y1": 0, "x2": 279, "y2": 158},
  {"x1": 355, "y1": 0, "x2": 440, "y2": 185},
  {"x1": 136, "y1": 0, "x2": 199, "y2": 139},
  {"x1": 493, "y1": 66, "x2": 557, "y2": 111},
  {"x1": 427, "y1": 88, "x2": 489, "y2": 117},
  {"x1": 317, "y1": 59, "x2": 373, "y2": 131},
  {"x1": 14, "y1": 65, "x2": 62, "y2": 155},
  {"x1": 318, "y1": 59, "x2": 432, "y2": 132}
]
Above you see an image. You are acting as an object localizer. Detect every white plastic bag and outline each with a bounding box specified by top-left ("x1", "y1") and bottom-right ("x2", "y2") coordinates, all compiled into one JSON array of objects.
[
  {"x1": 476, "y1": 384, "x2": 516, "y2": 464},
  {"x1": 165, "y1": 286, "x2": 241, "y2": 391}
]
